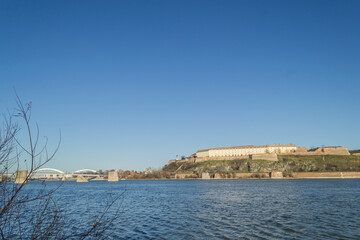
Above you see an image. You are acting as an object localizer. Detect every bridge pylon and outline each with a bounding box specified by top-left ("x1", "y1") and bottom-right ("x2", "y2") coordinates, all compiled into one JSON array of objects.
[
  {"x1": 108, "y1": 171, "x2": 119, "y2": 182},
  {"x1": 76, "y1": 175, "x2": 88, "y2": 183}
]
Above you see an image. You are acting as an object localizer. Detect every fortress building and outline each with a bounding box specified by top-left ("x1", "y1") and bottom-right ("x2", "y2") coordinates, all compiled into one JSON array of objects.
[
  {"x1": 167, "y1": 144, "x2": 351, "y2": 165},
  {"x1": 196, "y1": 144, "x2": 297, "y2": 158}
]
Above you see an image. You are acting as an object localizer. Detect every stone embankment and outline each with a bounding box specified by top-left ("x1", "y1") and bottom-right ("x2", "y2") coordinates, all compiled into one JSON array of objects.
[
  {"x1": 175, "y1": 174, "x2": 198, "y2": 179},
  {"x1": 291, "y1": 172, "x2": 360, "y2": 178},
  {"x1": 174, "y1": 171, "x2": 360, "y2": 179}
]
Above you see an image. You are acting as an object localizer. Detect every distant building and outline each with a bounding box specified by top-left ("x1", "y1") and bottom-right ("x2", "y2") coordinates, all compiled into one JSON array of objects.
[{"x1": 196, "y1": 144, "x2": 297, "y2": 158}]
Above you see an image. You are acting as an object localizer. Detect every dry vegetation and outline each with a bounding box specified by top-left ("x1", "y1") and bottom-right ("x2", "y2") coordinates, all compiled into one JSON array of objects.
[{"x1": 0, "y1": 96, "x2": 121, "y2": 239}]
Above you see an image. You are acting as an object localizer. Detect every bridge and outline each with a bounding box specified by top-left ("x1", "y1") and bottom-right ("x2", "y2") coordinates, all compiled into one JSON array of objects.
[
  {"x1": 30, "y1": 168, "x2": 101, "y2": 180},
  {"x1": 2, "y1": 168, "x2": 118, "y2": 183},
  {"x1": 71, "y1": 169, "x2": 100, "y2": 179}
]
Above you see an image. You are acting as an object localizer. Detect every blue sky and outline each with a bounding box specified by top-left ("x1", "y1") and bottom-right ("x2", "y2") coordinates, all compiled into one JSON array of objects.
[{"x1": 1, "y1": 0, "x2": 359, "y2": 172}]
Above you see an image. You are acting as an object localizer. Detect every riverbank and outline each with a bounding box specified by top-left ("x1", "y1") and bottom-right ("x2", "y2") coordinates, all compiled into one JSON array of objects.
[
  {"x1": 24, "y1": 171, "x2": 360, "y2": 181},
  {"x1": 174, "y1": 171, "x2": 360, "y2": 179}
]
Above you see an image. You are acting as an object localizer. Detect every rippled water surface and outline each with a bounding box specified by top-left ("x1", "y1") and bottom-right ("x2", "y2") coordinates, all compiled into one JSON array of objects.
[{"x1": 25, "y1": 179, "x2": 360, "y2": 239}]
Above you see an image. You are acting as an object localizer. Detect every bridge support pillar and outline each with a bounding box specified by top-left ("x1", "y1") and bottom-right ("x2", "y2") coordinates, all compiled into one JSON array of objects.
[
  {"x1": 76, "y1": 175, "x2": 88, "y2": 183},
  {"x1": 108, "y1": 171, "x2": 119, "y2": 182},
  {"x1": 15, "y1": 170, "x2": 28, "y2": 184}
]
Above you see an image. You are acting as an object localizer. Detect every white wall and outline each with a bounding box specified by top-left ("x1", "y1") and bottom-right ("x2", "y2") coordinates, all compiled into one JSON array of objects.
[{"x1": 203, "y1": 145, "x2": 296, "y2": 158}]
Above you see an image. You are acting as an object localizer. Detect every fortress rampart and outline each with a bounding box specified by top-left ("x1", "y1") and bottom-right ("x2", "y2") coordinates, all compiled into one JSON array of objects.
[
  {"x1": 168, "y1": 145, "x2": 351, "y2": 165},
  {"x1": 278, "y1": 147, "x2": 350, "y2": 156}
]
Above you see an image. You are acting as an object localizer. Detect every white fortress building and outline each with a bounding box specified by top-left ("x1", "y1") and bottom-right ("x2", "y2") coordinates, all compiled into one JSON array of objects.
[
  {"x1": 167, "y1": 144, "x2": 350, "y2": 165},
  {"x1": 196, "y1": 144, "x2": 297, "y2": 158}
]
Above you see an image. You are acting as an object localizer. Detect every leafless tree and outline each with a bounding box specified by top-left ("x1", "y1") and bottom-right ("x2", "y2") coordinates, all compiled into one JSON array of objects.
[{"x1": 0, "y1": 95, "x2": 122, "y2": 239}]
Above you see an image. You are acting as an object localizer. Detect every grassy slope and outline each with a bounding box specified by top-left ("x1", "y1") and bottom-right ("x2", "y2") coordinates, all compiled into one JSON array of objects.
[
  {"x1": 163, "y1": 159, "x2": 250, "y2": 174},
  {"x1": 278, "y1": 155, "x2": 360, "y2": 171}
]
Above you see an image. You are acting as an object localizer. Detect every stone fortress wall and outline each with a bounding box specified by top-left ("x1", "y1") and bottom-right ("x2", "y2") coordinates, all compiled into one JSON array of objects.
[{"x1": 277, "y1": 146, "x2": 350, "y2": 156}]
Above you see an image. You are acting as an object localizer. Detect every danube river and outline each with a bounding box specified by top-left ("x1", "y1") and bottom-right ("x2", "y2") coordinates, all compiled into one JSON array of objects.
[{"x1": 25, "y1": 179, "x2": 360, "y2": 239}]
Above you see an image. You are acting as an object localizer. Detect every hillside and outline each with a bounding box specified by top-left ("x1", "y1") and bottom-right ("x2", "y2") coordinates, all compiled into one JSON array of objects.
[{"x1": 163, "y1": 155, "x2": 360, "y2": 175}]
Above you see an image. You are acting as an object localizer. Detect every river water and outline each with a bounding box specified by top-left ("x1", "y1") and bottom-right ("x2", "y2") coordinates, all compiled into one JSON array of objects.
[{"x1": 22, "y1": 179, "x2": 360, "y2": 239}]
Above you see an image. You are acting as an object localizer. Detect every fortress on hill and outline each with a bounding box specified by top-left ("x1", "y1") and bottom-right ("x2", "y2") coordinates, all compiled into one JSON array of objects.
[
  {"x1": 168, "y1": 144, "x2": 351, "y2": 164},
  {"x1": 196, "y1": 144, "x2": 297, "y2": 158}
]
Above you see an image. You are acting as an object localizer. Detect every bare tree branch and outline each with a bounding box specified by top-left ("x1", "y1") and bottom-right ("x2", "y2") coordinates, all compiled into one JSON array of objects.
[{"x1": 1, "y1": 94, "x2": 122, "y2": 239}]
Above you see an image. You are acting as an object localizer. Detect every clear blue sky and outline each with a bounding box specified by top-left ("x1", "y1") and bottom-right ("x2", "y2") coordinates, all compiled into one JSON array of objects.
[{"x1": 1, "y1": 0, "x2": 359, "y2": 172}]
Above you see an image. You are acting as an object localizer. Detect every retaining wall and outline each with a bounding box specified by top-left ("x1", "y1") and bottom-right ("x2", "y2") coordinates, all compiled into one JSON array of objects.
[
  {"x1": 292, "y1": 172, "x2": 360, "y2": 178},
  {"x1": 195, "y1": 156, "x2": 249, "y2": 162},
  {"x1": 175, "y1": 173, "x2": 198, "y2": 179},
  {"x1": 214, "y1": 172, "x2": 269, "y2": 179},
  {"x1": 251, "y1": 153, "x2": 278, "y2": 161}
]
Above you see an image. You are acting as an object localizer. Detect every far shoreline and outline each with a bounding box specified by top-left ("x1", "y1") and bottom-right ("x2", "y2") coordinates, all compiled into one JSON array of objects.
[{"x1": 26, "y1": 171, "x2": 360, "y2": 182}]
